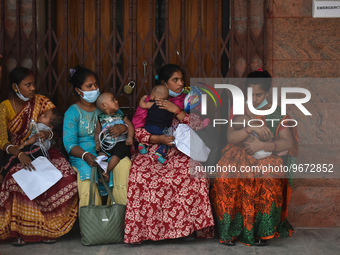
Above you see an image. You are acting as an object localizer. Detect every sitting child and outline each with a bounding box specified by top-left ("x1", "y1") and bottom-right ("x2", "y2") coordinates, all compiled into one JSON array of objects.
[
  {"x1": 232, "y1": 114, "x2": 273, "y2": 159},
  {"x1": 18, "y1": 108, "x2": 63, "y2": 151},
  {"x1": 95, "y1": 92, "x2": 134, "y2": 181},
  {"x1": 138, "y1": 85, "x2": 175, "y2": 164}
]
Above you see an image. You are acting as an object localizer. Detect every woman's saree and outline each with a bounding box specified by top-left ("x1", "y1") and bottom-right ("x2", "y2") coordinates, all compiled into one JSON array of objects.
[
  {"x1": 0, "y1": 95, "x2": 78, "y2": 242},
  {"x1": 210, "y1": 107, "x2": 298, "y2": 246}
]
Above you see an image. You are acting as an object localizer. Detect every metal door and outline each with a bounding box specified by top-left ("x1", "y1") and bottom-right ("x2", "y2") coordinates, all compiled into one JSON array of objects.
[{"x1": 0, "y1": 0, "x2": 268, "y2": 115}]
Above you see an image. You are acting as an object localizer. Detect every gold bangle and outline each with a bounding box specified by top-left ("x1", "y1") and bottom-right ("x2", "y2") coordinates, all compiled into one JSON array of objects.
[{"x1": 17, "y1": 152, "x2": 25, "y2": 159}]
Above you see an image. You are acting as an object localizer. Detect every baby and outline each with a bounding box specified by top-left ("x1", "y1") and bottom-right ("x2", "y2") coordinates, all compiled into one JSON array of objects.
[
  {"x1": 232, "y1": 114, "x2": 273, "y2": 159},
  {"x1": 139, "y1": 85, "x2": 174, "y2": 164},
  {"x1": 0, "y1": 108, "x2": 63, "y2": 180},
  {"x1": 95, "y1": 92, "x2": 134, "y2": 181},
  {"x1": 18, "y1": 108, "x2": 63, "y2": 151}
]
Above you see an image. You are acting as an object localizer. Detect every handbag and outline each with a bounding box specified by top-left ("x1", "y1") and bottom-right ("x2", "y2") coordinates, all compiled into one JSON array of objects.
[{"x1": 79, "y1": 167, "x2": 126, "y2": 245}]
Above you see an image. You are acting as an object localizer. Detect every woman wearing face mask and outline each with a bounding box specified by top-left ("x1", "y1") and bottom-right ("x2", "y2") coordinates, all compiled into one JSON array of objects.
[
  {"x1": 124, "y1": 64, "x2": 215, "y2": 244},
  {"x1": 63, "y1": 66, "x2": 131, "y2": 209},
  {"x1": 210, "y1": 69, "x2": 299, "y2": 246},
  {"x1": 0, "y1": 67, "x2": 78, "y2": 245}
]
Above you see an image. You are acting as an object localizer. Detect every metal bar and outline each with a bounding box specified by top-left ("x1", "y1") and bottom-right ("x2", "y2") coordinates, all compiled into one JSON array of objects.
[
  {"x1": 0, "y1": 0, "x2": 5, "y2": 101},
  {"x1": 181, "y1": 0, "x2": 185, "y2": 68},
  {"x1": 165, "y1": 0, "x2": 169, "y2": 64},
  {"x1": 198, "y1": 0, "x2": 202, "y2": 77},
  {"x1": 263, "y1": 0, "x2": 268, "y2": 70},
  {"x1": 230, "y1": 0, "x2": 235, "y2": 77},
  {"x1": 80, "y1": 0, "x2": 84, "y2": 64},
  {"x1": 246, "y1": 0, "x2": 251, "y2": 76},
  {"x1": 132, "y1": 0, "x2": 137, "y2": 111},
  {"x1": 96, "y1": 0, "x2": 101, "y2": 77},
  {"x1": 16, "y1": 0, "x2": 21, "y2": 64},
  {"x1": 148, "y1": 0, "x2": 152, "y2": 87},
  {"x1": 0, "y1": 0, "x2": 4, "y2": 56},
  {"x1": 214, "y1": 0, "x2": 218, "y2": 77},
  {"x1": 32, "y1": 0, "x2": 37, "y2": 76},
  {"x1": 47, "y1": 0, "x2": 52, "y2": 96},
  {"x1": 64, "y1": 0, "x2": 69, "y2": 102},
  {"x1": 113, "y1": 0, "x2": 117, "y2": 95}
]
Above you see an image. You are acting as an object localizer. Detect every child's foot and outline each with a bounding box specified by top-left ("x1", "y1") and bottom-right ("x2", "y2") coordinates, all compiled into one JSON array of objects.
[
  {"x1": 154, "y1": 153, "x2": 167, "y2": 164},
  {"x1": 138, "y1": 143, "x2": 147, "y2": 154}
]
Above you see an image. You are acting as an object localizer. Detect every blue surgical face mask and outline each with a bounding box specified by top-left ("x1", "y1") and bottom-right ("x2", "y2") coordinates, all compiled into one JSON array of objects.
[
  {"x1": 247, "y1": 93, "x2": 268, "y2": 109},
  {"x1": 165, "y1": 83, "x2": 184, "y2": 97},
  {"x1": 79, "y1": 88, "x2": 100, "y2": 103},
  {"x1": 15, "y1": 84, "x2": 30, "y2": 102}
]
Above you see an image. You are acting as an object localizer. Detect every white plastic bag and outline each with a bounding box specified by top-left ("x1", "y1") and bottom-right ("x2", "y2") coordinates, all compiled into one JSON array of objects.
[{"x1": 173, "y1": 124, "x2": 211, "y2": 162}]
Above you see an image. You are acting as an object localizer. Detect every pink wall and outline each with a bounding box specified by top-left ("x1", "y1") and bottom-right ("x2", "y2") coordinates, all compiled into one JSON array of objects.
[{"x1": 267, "y1": 0, "x2": 340, "y2": 227}]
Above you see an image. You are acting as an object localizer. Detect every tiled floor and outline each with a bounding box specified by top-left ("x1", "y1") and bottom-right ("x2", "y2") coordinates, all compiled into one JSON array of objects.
[{"x1": 0, "y1": 224, "x2": 339, "y2": 255}]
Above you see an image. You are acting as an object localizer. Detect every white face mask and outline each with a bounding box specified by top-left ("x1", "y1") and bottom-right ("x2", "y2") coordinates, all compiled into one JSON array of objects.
[
  {"x1": 15, "y1": 84, "x2": 30, "y2": 101},
  {"x1": 79, "y1": 88, "x2": 100, "y2": 103}
]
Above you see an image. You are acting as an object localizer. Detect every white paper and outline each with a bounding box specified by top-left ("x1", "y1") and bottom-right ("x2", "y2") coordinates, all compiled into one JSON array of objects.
[
  {"x1": 173, "y1": 124, "x2": 211, "y2": 162},
  {"x1": 95, "y1": 155, "x2": 108, "y2": 172},
  {"x1": 12, "y1": 156, "x2": 62, "y2": 200}
]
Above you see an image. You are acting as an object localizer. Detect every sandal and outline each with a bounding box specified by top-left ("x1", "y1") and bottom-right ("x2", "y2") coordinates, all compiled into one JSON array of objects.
[
  {"x1": 221, "y1": 240, "x2": 236, "y2": 246},
  {"x1": 11, "y1": 237, "x2": 26, "y2": 246},
  {"x1": 254, "y1": 237, "x2": 267, "y2": 246},
  {"x1": 42, "y1": 239, "x2": 56, "y2": 244}
]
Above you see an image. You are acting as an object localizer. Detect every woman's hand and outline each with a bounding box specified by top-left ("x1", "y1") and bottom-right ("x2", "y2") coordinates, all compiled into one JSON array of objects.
[
  {"x1": 83, "y1": 153, "x2": 98, "y2": 167},
  {"x1": 156, "y1": 99, "x2": 178, "y2": 113},
  {"x1": 108, "y1": 124, "x2": 127, "y2": 138},
  {"x1": 248, "y1": 125, "x2": 273, "y2": 141},
  {"x1": 244, "y1": 136, "x2": 265, "y2": 155},
  {"x1": 158, "y1": 134, "x2": 175, "y2": 146},
  {"x1": 18, "y1": 152, "x2": 35, "y2": 171}
]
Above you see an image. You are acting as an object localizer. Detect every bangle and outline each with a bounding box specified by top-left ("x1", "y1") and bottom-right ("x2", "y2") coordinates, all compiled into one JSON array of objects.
[
  {"x1": 17, "y1": 152, "x2": 25, "y2": 159},
  {"x1": 48, "y1": 130, "x2": 53, "y2": 140},
  {"x1": 81, "y1": 151, "x2": 89, "y2": 161},
  {"x1": 174, "y1": 108, "x2": 182, "y2": 115},
  {"x1": 244, "y1": 126, "x2": 252, "y2": 135},
  {"x1": 122, "y1": 124, "x2": 129, "y2": 135},
  {"x1": 127, "y1": 137, "x2": 133, "y2": 140},
  {"x1": 5, "y1": 144, "x2": 14, "y2": 154},
  {"x1": 272, "y1": 141, "x2": 277, "y2": 151}
]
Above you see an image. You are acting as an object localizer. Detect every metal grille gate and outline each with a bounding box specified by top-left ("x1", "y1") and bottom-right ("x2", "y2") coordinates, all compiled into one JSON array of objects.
[{"x1": 0, "y1": 0, "x2": 268, "y2": 114}]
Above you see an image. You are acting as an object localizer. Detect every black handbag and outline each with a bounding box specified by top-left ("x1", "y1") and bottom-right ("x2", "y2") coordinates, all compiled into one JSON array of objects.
[{"x1": 79, "y1": 167, "x2": 126, "y2": 245}]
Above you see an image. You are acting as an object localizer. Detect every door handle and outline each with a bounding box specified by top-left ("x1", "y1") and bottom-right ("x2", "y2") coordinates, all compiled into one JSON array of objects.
[{"x1": 142, "y1": 61, "x2": 147, "y2": 82}]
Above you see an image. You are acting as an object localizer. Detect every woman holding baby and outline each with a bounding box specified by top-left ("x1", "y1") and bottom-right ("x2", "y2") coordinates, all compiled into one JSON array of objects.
[
  {"x1": 210, "y1": 69, "x2": 299, "y2": 246},
  {"x1": 124, "y1": 64, "x2": 215, "y2": 244},
  {"x1": 63, "y1": 66, "x2": 131, "y2": 208},
  {"x1": 0, "y1": 66, "x2": 78, "y2": 245}
]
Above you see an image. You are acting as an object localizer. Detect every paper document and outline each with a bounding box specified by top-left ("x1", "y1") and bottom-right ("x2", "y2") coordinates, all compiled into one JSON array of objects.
[
  {"x1": 12, "y1": 156, "x2": 62, "y2": 200},
  {"x1": 173, "y1": 124, "x2": 211, "y2": 162},
  {"x1": 95, "y1": 155, "x2": 108, "y2": 172}
]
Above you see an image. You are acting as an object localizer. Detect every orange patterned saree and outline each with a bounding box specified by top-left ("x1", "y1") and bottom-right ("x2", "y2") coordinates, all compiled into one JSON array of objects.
[{"x1": 210, "y1": 107, "x2": 298, "y2": 246}]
